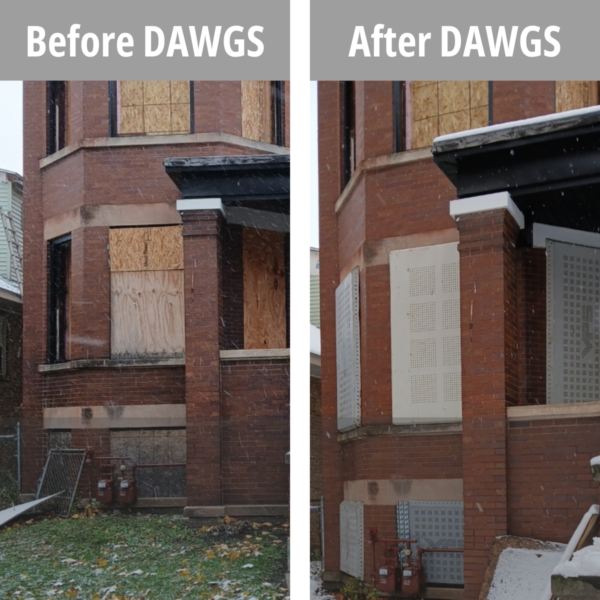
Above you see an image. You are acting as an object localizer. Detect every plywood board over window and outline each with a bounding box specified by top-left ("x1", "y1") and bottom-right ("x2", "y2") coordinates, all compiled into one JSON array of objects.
[
  {"x1": 242, "y1": 228, "x2": 286, "y2": 349},
  {"x1": 556, "y1": 81, "x2": 599, "y2": 113},
  {"x1": 241, "y1": 81, "x2": 273, "y2": 143},
  {"x1": 110, "y1": 226, "x2": 184, "y2": 358},
  {"x1": 118, "y1": 81, "x2": 190, "y2": 136},
  {"x1": 410, "y1": 81, "x2": 489, "y2": 149}
]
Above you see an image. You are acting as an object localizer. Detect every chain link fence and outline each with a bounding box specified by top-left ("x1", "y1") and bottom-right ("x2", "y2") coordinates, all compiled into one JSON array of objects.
[{"x1": 0, "y1": 423, "x2": 20, "y2": 508}]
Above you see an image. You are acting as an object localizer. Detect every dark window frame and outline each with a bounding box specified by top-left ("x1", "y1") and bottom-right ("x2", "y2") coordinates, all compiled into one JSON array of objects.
[
  {"x1": 271, "y1": 81, "x2": 285, "y2": 146},
  {"x1": 341, "y1": 81, "x2": 356, "y2": 189},
  {"x1": 48, "y1": 235, "x2": 71, "y2": 364},
  {"x1": 46, "y1": 81, "x2": 67, "y2": 155},
  {"x1": 393, "y1": 81, "x2": 406, "y2": 153},
  {"x1": 108, "y1": 81, "x2": 194, "y2": 137}
]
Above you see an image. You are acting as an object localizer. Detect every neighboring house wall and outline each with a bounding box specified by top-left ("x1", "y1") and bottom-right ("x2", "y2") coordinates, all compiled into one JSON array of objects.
[
  {"x1": 0, "y1": 171, "x2": 23, "y2": 283},
  {"x1": 310, "y1": 248, "x2": 320, "y2": 328},
  {"x1": 318, "y1": 81, "x2": 600, "y2": 599}
]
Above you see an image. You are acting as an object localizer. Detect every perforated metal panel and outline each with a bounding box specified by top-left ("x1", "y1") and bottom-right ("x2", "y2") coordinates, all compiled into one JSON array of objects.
[
  {"x1": 396, "y1": 501, "x2": 464, "y2": 585},
  {"x1": 390, "y1": 244, "x2": 462, "y2": 423},
  {"x1": 336, "y1": 268, "x2": 361, "y2": 431},
  {"x1": 547, "y1": 240, "x2": 600, "y2": 404},
  {"x1": 340, "y1": 501, "x2": 364, "y2": 579}
]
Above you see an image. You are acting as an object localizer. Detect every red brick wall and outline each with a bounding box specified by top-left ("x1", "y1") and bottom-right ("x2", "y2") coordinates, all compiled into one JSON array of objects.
[
  {"x1": 42, "y1": 367, "x2": 185, "y2": 408},
  {"x1": 492, "y1": 82, "x2": 555, "y2": 124},
  {"x1": 181, "y1": 210, "x2": 223, "y2": 506},
  {"x1": 516, "y1": 248, "x2": 547, "y2": 405},
  {"x1": 221, "y1": 359, "x2": 290, "y2": 505},
  {"x1": 342, "y1": 435, "x2": 463, "y2": 481},
  {"x1": 319, "y1": 81, "x2": 345, "y2": 574},
  {"x1": 508, "y1": 418, "x2": 600, "y2": 542},
  {"x1": 457, "y1": 209, "x2": 520, "y2": 600}
]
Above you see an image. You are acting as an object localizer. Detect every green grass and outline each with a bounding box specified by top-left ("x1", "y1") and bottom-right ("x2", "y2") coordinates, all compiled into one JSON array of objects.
[{"x1": 0, "y1": 513, "x2": 289, "y2": 600}]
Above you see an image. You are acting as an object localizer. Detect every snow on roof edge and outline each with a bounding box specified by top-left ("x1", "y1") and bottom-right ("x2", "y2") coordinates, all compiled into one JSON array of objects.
[{"x1": 433, "y1": 105, "x2": 600, "y2": 150}]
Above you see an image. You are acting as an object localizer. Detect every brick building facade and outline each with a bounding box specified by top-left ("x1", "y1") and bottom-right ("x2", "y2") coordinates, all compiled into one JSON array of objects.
[
  {"x1": 318, "y1": 81, "x2": 600, "y2": 598},
  {"x1": 22, "y1": 81, "x2": 290, "y2": 516}
]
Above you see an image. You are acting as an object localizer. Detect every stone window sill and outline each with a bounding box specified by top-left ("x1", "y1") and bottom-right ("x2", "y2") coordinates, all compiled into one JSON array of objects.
[{"x1": 38, "y1": 357, "x2": 185, "y2": 373}]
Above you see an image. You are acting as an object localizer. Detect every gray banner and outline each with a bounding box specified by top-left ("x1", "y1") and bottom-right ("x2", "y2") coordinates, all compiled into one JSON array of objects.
[
  {"x1": 311, "y1": 0, "x2": 600, "y2": 80},
  {"x1": 1, "y1": 0, "x2": 289, "y2": 80}
]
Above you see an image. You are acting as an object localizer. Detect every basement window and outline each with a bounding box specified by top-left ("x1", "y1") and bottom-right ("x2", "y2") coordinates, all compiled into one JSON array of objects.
[
  {"x1": 48, "y1": 236, "x2": 71, "y2": 364},
  {"x1": 111, "y1": 81, "x2": 192, "y2": 136},
  {"x1": 46, "y1": 81, "x2": 67, "y2": 155}
]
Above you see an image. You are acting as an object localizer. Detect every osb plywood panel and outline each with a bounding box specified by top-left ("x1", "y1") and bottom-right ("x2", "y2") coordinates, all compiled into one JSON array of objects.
[
  {"x1": 556, "y1": 81, "x2": 597, "y2": 113},
  {"x1": 411, "y1": 80, "x2": 489, "y2": 148},
  {"x1": 471, "y1": 81, "x2": 489, "y2": 108},
  {"x1": 242, "y1": 81, "x2": 270, "y2": 142},
  {"x1": 243, "y1": 228, "x2": 286, "y2": 349},
  {"x1": 143, "y1": 81, "x2": 171, "y2": 105},
  {"x1": 439, "y1": 110, "x2": 469, "y2": 136},
  {"x1": 439, "y1": 81, "x2": 470, "y2": 115},
  {"x1": 110, "y1": 226, "x2": 183, "y2": 272},
  {"x1": 119, "y1": 81, "x2": 190, "y2": 135},
  {"x1": 120, "y1": 81, "x2": 143, "y2": 107},
  {"x1": 171, "y1": 103, "x2": 190, "y2": 133},
  {"x1": 120, "y1": 106, "x2": 144, "y2": 135},
  {"x1": 412, "y1": 82, "x2": 439, "y2": 121},
  {"x1": 145, "y1": 104, "x2": 171, "y2": 134},
  {"x1": 412, "y1": 117, "x2": 439, "y2": 149},
  {"x1": 471, "y1": 106, "x2": 488, "y2": 129},
  {"x1": 111, "y1": 270, "x2": 185, "y2": 357}
]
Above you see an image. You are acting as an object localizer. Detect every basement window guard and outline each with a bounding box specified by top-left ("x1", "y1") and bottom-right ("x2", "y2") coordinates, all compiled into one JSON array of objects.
[
  {"x1": 46, "y1": 81, "x2": 67, "y2": 155},
  {"x1": 0, "y1": 316, "x2": 6, "y2": 377},
  {"x1": 341, "y1": 81, "x2": 356, "y2": 189},
  {"x1": 109, "y1": 81, "x2": 193, "y2": 137},
  {"x1": 48, "y1": 236, "x2": 71, "y2": 364},
  {"x1": 393, "y1": 81, "x2": 406, "y2": 153}
]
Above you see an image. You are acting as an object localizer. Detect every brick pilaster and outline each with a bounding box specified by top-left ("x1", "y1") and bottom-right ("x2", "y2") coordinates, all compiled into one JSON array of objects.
[
  {"x1": 180, "y1": 209, "x2": 223, "y2": 506},
  {"x1": 457, "y1": 208, "x2": 520, "y2": 600}
]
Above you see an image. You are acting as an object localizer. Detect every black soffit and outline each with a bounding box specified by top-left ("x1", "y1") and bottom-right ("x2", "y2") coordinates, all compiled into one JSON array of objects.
[
  {"x1": 164, "y1": 155, "x2": 290, "y2": 206},
  {"x1": 432, "y1": 107, "x2": 600, "y2": 235}
]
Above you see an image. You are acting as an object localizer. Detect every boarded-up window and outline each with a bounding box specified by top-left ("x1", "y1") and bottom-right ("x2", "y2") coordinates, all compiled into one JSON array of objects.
[
  {"x1": 336, "y1": 268, "x2": 361, "y2": 432},
  {"x1": 109, "y1": 226, "x2": 184, "y2": 358},
  {"x1": 110, "y1": 429, "x2": 185, "y2": 497},
  {"x1": 340, "y1": 501, "x2": 364, "y2": 579},
  {"x1": 242, "y1": 228, "x2": 287, "y2": 349},
  {"x1": 117, "y1": 81, "x2": 191, "y2": 136},
  {"x1": 410, "y1": 81, "x2": 489, "y2": 149},
  {"x1": 241, "y1": 81, "x2": 277, "y2": 143},
  {"x1": 556, "y1": 82, "x2": 599, "y2": 113},
  {"x1": 547, "y1": 240, "x2": 600, "y2": 404},
  {"x1": 390, "y1": 243, "x2": 462, "y2": 423}
]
